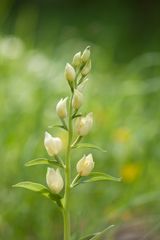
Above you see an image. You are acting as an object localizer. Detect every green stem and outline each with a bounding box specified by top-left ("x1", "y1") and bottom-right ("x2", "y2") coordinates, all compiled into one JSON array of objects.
[{"x1": 63, "y1": 94, "x2": 73, "y2": 240}]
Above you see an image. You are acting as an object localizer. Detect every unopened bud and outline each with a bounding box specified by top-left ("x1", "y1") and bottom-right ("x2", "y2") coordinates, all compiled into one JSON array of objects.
[
  {"x1": 77, "y1": 78, "x2": 88, "y2": 92},
  {"x1": 72, "y1": 89, "x2": 83, "y2": 110},
  {"x1": 76, "y1": 153, "x2": 94, "y2": 176},
  {"x1": 46, "y1": 168, "x2": 64, "y2": 194},
  {"x1": 76, "y1": 112, "x2": 93, "y2": 136},
  {"x1": 81, "y1": 60, "x2": 91, "y2": 76},
  {"x1": 72, "y1": 51, "x2": 81, "y2": 67},
  {"x1": 44, "y1": 132, "x2": 63, "y2": 156},
  {"x1": 81, "y1": 46, "x2": 91, "y2": 63},
  {"x1": 56, "y1": 97, "x2": 68, "y2": 119},
  {"x1": 65, "y1": 63, "x2": 76, "y2": 82}
]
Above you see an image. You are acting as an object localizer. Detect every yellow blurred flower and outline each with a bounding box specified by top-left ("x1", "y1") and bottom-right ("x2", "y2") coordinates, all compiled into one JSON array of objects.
[
  {"x1": 114, "y1": 127, "x2": 131, "y2": 143},
  {"x1": 121, "y1": 163, "x2": 140, "y2": 183}
]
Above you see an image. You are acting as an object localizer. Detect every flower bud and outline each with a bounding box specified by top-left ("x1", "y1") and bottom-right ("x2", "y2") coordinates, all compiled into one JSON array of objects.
[
  {"x1": 65, "y1": 63, "x2": 76, "y2": 82},
  {"x1": 72, "y1": 51, "x2": 81, "y2": 67},
  {"x1": 81, "y1": 46, "x2": 91, "y2": 63},
  {"x1": 76, "y1": 112, "x2": 93, "y2": 136},
  {"x1": 56, "y1": 97, "x2": 68, "y2": 119},
  {"x1": 72, "y1": 89, "x2": 83, "y2": 110},
  {"x1": 81, "y1": 60, "x2": 91, "y2": 76},
  {"x1": 76, "y1": 153, "x2": 94, "y2": 176},
  {"x1": 44, "y1": 132, "x2": 63, "y2": 156},
  {"x1": 77, "y1": 78, "x2": 88, "y2": 92},
  {"x1": 46, "y1": 168, "x2": 64, "y2": 194}
]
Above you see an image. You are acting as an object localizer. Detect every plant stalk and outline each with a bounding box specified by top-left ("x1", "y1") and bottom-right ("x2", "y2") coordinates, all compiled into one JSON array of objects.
[{"x1": 63, "y1": 94, "x2": 73, "y2": 240}]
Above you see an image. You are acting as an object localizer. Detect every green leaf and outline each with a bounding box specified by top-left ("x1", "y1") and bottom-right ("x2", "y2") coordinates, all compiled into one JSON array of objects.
[
  {"x1": 25, "y1": 158, "x2": 63, "y2": 168},
  {"x1": 79, "y1": 234, "x2": 95, "y2": 240},
  {"x1": 83, "y1": 172, "x2": 121, "y2": 183},
  {"x1": 79, "y1": 225, "x2": 114, "y2": 240},
  {"x1": 73, "y1": 172, "x2": 121, "y2": 187},
  {"x1": 73, "y1": 143, "x2": 107, "y2": 152},
  {"x1": 90, "y1": 225, "x2": 115, "y2": 240},
  {"x1": 13, "y1": 181, "x2": 62, "y2": 206},
  {"x1": 72, "y1": 113, "x2": 82, "y2": 119}
]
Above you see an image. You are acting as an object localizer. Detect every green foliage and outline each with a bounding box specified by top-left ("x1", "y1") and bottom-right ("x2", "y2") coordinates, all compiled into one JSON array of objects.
[
  {"x1": 72, "y1": 172, "x2": 120, "y2": 188},
  {"x1": 72, "y1": 143, "x2": 107, "y2": 152},
  {"x1": 79, "y1": 225, "x2": 114, "y2": 240},
  {"x1": 81, "y1": 172, "x2": 121, "y2": 183},
  {"x1": 25, "y1": 158, "x2": 64, "y2": 168},
  {"x1": 13, "y1": 182, "x2": 62, "y2": 207}
]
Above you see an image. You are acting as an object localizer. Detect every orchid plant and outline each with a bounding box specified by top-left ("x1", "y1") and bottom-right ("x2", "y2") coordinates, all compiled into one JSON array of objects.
[{"x1": 13, "y1": 46, "x2": 120, "y2": 240}]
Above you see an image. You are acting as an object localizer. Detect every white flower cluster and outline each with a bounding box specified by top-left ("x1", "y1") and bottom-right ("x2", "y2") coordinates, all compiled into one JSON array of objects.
[{"x1": 44, "y1": 46, "x2": 94, "y2": 194}]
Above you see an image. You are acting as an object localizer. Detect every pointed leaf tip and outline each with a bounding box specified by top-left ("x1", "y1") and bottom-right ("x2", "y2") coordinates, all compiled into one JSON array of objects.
[
  {"x1": 79, "y1": 225, "x2": 115, "y2": 240},
  {"x1": 73, "y1": 143, "x2": 107, "y2": 152},
  {"x1": 25, "y1": 158, "x2": 64, "y2": 168},
  {"x1": 72, "y1": 172, "x2": 121, "y2": 188},
  {"x1": 83, "y1": 172, "x2": 121, "y2": 183},
  {"x1": 13, "y1": 181, "x2": 62, "y2": 206}
]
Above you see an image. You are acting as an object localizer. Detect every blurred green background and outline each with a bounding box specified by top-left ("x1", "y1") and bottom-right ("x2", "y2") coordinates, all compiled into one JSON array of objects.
[{"x1": 0, "y1": 0, "x2": 160, "y2": 239}]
